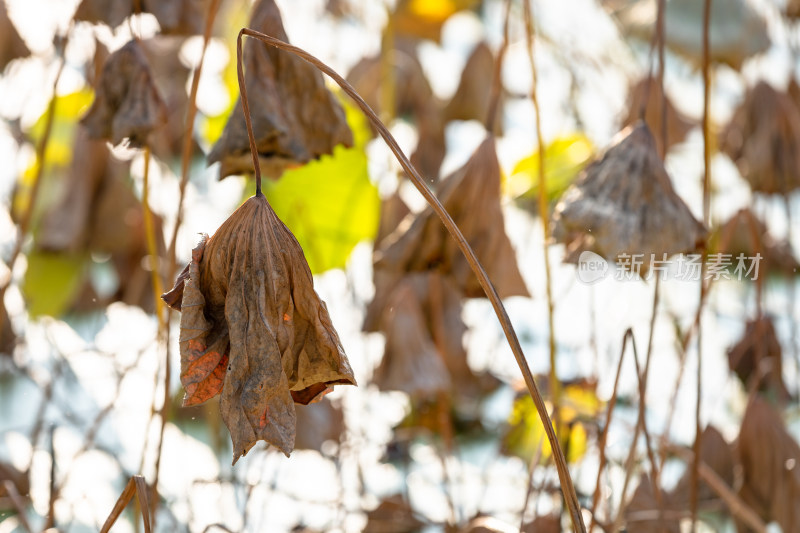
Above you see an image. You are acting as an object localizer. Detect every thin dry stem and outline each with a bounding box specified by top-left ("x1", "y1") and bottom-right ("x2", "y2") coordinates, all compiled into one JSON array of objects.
[
  {"x1": 235, "y1": 28, "x2": 586, "y2": 533},
  {"x1": 485, "y1": 0, "x2": 511, "y2": 132},
  {"x1": 588, "y1": 328, "x2": 633, "y2": 530},
  {"x1": 691, "y1": 1, "x2": 713, "y2": 528},
  {"x1": 0, "y1": 46, "x2": 67, "y2": 334},
  {"x1": 100, "y1": 475, "x2": 152, "y2": 533},
  {"x1": 3, "y1": 480, "x2": 33, "y2": 533},
  {"x1": 523, "y1": 0, "x2": 560, "y2": 442},
  {"x1": 610, "y1": 329, "x2": 663, "y2": 532},
  {"x1": 167, "y1": 0, "x2": 221, "y2": 280}
]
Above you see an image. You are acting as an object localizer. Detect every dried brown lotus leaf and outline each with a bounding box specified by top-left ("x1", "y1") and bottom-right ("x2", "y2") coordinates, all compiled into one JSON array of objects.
[
  {"x1": 81, "y1": 40, "x2": 168, "y2": 147},
  {"x1": 139, "y1": 37, "x2": 196, "y2": 160},
  {"x1": 375, "y1": 192, "x2": 411, "y2": 247},
  {"x1": 163, "y1": 195, "x2": 356, "y2": 462},
  {"x1": 372, "y1": 278, "x2": 451, "y2": 398},
  {"x1": 621, "y1": 78, "x2": 693, "y2": 156},
  {"x1": 293, "y1": 399, "x2": 344, "y2": 452},
  {"x1": 736, "y1": 396, "x2": 800, "y2": 532},
  {"x1": 789, "y1": 0, "x2": 800, "y2": 18},
  {"x1": 374, "y1": 136, "x2": 529, "y2": 300},
  {"x1": 37, "y1": 129, "x2": 118, "y2": 253},
  {"x1": 347, "y1": 42, "x2": 446, "y2": 180},
  {"x1": 444, "y1": 42, "x2": 498, "y2": 127},
  {"x1": 608, "y1": 0, "x2": 769, "y2": 71},
  {"x1": 208, "y1": 0, "x2": 352, "y2": 180},
  {"x1": 552, "y1": 122, "x2": 706, "y2": 264},
  {"x1": 35, "y1": 127, "x2": 164, "y2": 313},
  {"x1": 624, "y1": 475, "x2": 679, "y2": 533},
  {"x1": 0, "y1": 0, "x2": 30, "y2": 71},
  {"x1": 364, "y1": 495, "x2": 426, "y2": 533},
  {"x1": 143, "y1": 0, "x2": 206, "y2": 36},
  {"x1": 727, "y1": 317, "x2": 790, "y2": 402},
  {"x1": 670, "y1": 426, "x2": 735, "y2": 509},
  {"x1": 521, "y1": 514, "x2": 562, "y2": 533},
  {"x1": 75, "y1": 0, "x2": 206, "y2": 35},
  {"x1": 714, "y1": 208, "x2": 799, "y2": 276},
  {"x1": 720, "y1": 81, "x2": 800, "y2": 195}
]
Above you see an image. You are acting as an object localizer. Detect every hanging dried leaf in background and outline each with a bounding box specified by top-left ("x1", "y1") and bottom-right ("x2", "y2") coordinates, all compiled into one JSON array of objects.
[
  {"x1": 81, "y1": 40, "x2": 168, "y2": 147},
  {"x1": 364, "y1": 495, "x2": 426, "y2": 533},
  {"x1": 372, "y1": 277, "x2": 451, "y2": 398},
  {"x1": 553, "y1": 122, "x2": 706, "y2": 266},
  {"x1": 209, "y1": 0, "x2": 352, "y2": 179},
  {"x1": 727, "y1": 317, "x2": 790, "y2": 402},
  {"x1": 293, "y1": 399, "x2": 344, "y2": 452},
  {"x1": 736, "y1": 396, "x2": 800, "y2": 532},
  {"x1": 788, "y1": 0, "x2": 800, "y2": 18},
  {"x1": 670, "y1": 426, "x2": 735, "y2": 509},
  {"x1": 720, "y1": 81, "x2": 800, "y2": 195},
  {"x1": 74, "y1": 0, "x2": 206, "y2": 35},
  {"x1": 444, "y1": 42, "x2": 499, "y2": 128},
  {"x1": 714, "y1": 208, "x2": 799, "y2": 276},
  {"x1": 624, "y1": 475, "x2": 679, "y2": 533},
  {"x1": 520, "y1": 515, "x2": 561, "y2": 533},
  {"x1": 347, "y1": 41, "x2": 446, "y2": 180},
  {"x1": 621, "y1": 77, "x2": 693, "y2": 156},
  {"x1": 0, "y1": 0, "x2": 30, "y2": 71},
  {"x1": 140, "y1": 37, "x2": 196, "y2": 160},
  {"x1": 34, "y1": 128, "x2": 165, "y2": 314},
  {"x1": 162, "y1": 195, "x2": 356, "y2": 462},
  {"x1": 373, "y1": 136, "x2": 529, "y2": 303},
  {"x1": 375, "y1": 192, "x2": 411, "y2": 246},
  {"x1": 606, "y1": 0, "x2": 769, "y2": 70}
]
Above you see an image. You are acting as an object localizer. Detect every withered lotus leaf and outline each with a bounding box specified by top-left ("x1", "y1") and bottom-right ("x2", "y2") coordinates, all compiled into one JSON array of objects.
[
  {"x1": 670, "y1": 426, "x2": 735, "y2": 508},
  {"x1": 553, "y1": 122, "x2": 706, "y2": 264},
  {"x1": 736, "y1": 396, "x2": 800, "y2": 531},
  {"x1": 624, "y1": 475, "x2": 679, "y2": 533},
  {"x1": 728, "y1": 317, "x2": 790, "y2": 402},
  {"x1": 621, "y1": 78, "x2": 693, "y2": 156},
  {"x1": 373, "y1": 136, "x2": 529, "y2": 305},
  {"x1": 714, "y1": 208, "x2": 799, "y2": 276},
  {"x1": 75, "y1": 0, "x2": 206, "y2": 35},
  {"x1": 372, "y1": 277, "x2": 451, "y2": 397},
  {"x1": 208, "y1": 0, "x2": 352, "y2": 180},
  {"x1": 720, "y1": 81, "x2": 800, "y2": 195},
  {"x1": 0, "y1": 0, "x2": 30, "y2": 71},
  {"x1": 163, "y1": 195, "x2": 356, "y2": 462},
  {"x1": 444, "y1": 42, "x2": 498, "y2": 127},
  {"x1": 347, "y1": 42, "x2": 446, "y2": 180},
  {"x1": 81, "y1": 40, "x2": 167, "y2": 147}
]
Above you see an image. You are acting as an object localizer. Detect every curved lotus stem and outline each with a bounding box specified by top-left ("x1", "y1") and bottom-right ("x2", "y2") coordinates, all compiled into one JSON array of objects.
[{"x1": 234, "y1": 28, "x2": 587, "y2": 533}]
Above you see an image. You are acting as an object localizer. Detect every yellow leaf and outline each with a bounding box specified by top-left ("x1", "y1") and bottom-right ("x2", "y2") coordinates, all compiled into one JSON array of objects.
[{"x1": 506, "y1": 133, "x2": 594, "y2": 202}]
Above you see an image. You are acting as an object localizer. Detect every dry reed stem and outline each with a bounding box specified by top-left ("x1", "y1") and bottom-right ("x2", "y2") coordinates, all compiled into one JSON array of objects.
[
  {"x1": 0, "y1": 43, "x2": 67, "y2": 336},
  {"x1": 235, "y1": 28, "x2": 586, "y2": 533},
  {"x1": 167, "y1": 0, "x2": 221, "y2": 279},
  {"x1": 2, "y1": 480, "x2": 33, "y2": 533},
  {"x1": 523, "y1": 0, "x2": 560, "y2": 433},
  {"x1": 99, "y1": 475, "x2": 152, "y2": 533},
  {"x1": 609, "y1": 330, "x2": 662, "y2": 532},
  {"x1": 691, "y1": 1, "x2": 713, "y2": 529},
  {"x1": 588, "y1": 328, "x2": 634, "y2": 530}
]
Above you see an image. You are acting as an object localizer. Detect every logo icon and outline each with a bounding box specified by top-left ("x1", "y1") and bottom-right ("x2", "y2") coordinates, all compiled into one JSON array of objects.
[{"x1": 577, "y1": 251, "x2": 609, "y2": 284}]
